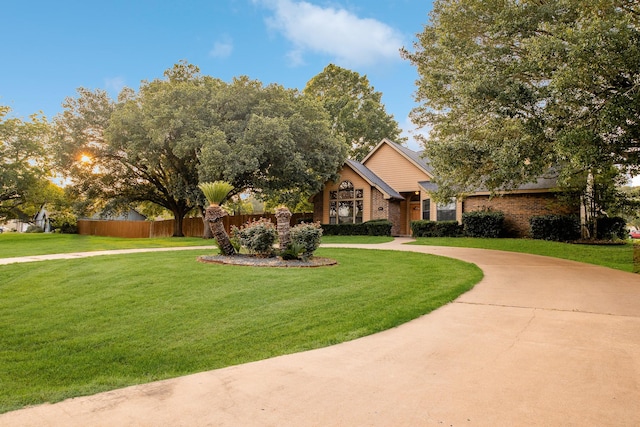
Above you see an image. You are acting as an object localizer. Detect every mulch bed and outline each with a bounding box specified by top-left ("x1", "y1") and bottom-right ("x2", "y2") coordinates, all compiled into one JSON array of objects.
[{"x1": 197, "y1": 254, "x2": 338, "y2": 268}]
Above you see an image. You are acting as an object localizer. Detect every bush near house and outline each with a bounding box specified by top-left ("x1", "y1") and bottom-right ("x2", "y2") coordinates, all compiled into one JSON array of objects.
[
  {"x1": 596, "y1": 216, "x2": 627, "y2": 240},
  {"x1": 530, "y1": 214, "x2": 581, "y2": 242},
  {"x1": 410, "y1": 220, "x2": 463, "y2": 237},
  {"x1": 321, "y1": 219, "x2": 392, "y2": 236},
  {"x1": 462, "y1": 211, "x2": 505, "y2": 238}
]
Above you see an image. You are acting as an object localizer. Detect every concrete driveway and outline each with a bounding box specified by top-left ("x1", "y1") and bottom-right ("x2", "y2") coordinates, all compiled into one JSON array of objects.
[{"x1": 1, "y1": 239, "x2": 639, "y2": 426}]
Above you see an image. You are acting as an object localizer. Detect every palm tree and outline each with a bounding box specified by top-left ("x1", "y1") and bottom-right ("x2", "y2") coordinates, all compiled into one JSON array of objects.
[{"x1": 199, "y1": 181, "x2": 236, "y2": 256}]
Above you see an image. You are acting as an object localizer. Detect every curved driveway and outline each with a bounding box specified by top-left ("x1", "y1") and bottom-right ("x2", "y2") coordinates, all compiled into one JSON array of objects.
[{"x1": 2, "y1": 238, "x2": 639, "y2": 426}]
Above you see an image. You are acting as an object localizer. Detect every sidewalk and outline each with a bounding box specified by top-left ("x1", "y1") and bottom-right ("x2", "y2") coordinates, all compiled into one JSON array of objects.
[
  {"x1": 0, "y1": 246, "x2": 217, "y2": 265},
  {"x1": 1, "y1": 240, "x2": 639, "y2": 426}
]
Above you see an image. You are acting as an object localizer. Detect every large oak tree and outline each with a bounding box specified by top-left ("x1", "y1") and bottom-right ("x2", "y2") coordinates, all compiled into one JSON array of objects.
[
  {"x1": 402, "y1": 0, "x2": 640, "y2": 230},
  {"x1": 304, "y1": 64, "x2": 406, "y2": 161},
  {"x1": 54, "y1": 62, "x2": 347, "y2": 236}
]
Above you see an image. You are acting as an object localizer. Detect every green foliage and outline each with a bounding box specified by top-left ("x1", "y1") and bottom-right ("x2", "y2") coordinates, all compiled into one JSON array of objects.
[
  {"x1": 304, "y1": 64, "x2": 406, "y2": 160},
  {"x1": 402, "y1": 0, "x2": 640, "y2": 206},
  {"x1": 49, "y1": 211, "x2": 78, "y2": 234},
  {"x1": 0, "y1": 106, "x2": 55, "y2": 221},
  {"x1": 25, "y1": 225, "x2": 44, "y2": 233},
  {"x1": 289, "y1": 222, "x2": 323, "y2": 258},
  {"x1": 280, "y1": 241, "x2": 306, "y2": 261},
  {"x1": 198, "y1": 181, "x2": 234, "y2": 206},
  {"x1": 529, "y1": 215, "x2": 581, "y2": 242},
  {"x1": 596, "y1": 216, "x2": 628, "y2": 240},
  {"x1": 234, "y1": 218, "x2": 278, "y2": 257},
  {"x1": 410, "y1": 220, "x2": 463, "y2": 238},
  {"x1": 321, "y1": 219, "x2": 393, "y2": 236},
  {"x1": 462, "y1": 211, "x2": 505, "y2": 238},
  {"x1": 53, "y1": 62, "x2": 347, "y2": 236}
]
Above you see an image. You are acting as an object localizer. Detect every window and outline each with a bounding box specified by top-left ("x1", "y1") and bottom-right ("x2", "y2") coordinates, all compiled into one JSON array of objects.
[
  {"x1": 422, "y1": 199, "x2": 431, "y2": 220},
  {"x1": 436, "y1": 199, "x2": 456, "y2": 221},
  {"x1": 329, "y1": 180, "x2": 364, "y2": 224}
]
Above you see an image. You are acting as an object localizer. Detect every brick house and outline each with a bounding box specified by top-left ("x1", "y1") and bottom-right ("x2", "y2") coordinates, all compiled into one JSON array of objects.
[{"x1": 312, "y1": 138, "x2": 578, "y2": 237}]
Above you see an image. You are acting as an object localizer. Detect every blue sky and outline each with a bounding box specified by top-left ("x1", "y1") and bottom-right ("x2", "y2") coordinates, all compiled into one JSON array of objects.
[{"x1": 1, "y1": 0, "x2": 434, "y2": 150}]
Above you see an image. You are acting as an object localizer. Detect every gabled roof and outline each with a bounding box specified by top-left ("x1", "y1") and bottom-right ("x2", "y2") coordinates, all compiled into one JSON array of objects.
[
  {"x1": 362, "y1": 138, "x2": 434, "y2": 178},
  {"x1": 346, "y1": 159, "x2": 404, "y2": 200}
]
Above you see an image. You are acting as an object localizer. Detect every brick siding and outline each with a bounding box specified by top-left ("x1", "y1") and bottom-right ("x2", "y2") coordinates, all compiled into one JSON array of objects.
[{"x1": 463, "y1": 193, "x2": 578, "y2": 237}]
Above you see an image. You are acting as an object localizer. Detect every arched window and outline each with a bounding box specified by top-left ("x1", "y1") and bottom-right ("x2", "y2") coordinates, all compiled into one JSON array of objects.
[{"x1": 329, "y1": 180, "x2": 364, "y2": 224}]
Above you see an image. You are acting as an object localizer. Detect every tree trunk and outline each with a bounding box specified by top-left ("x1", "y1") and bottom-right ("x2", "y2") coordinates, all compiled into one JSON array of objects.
[
  {"x1": 205, "y1": 204, "x2": 236, "y2": 256},
  {"x1": 172, "y1": 213, "x2": 185, "y2": 237},
  {"x1": 200, "y1": 206, "x2": 214, "y2": 239}
]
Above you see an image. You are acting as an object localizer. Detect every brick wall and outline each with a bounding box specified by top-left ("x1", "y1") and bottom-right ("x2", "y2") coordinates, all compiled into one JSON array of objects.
[
  {"x1": 388, "y1": 201, "x2": 401, "y2": 235},
  {"x1": 313, "y1": 193, "x2": 324, "y2": 223},
  {"x1": 463, "y1": 192, "x2": 578, "y2": 237},
  {"x1": 370, "y1": 188, "x2": 388, "y2": 220}
]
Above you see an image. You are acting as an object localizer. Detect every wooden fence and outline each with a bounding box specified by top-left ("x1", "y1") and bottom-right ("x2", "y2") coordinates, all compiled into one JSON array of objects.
[{"x1": 78, "y1": 213, "x2": 314, "y2": 238}]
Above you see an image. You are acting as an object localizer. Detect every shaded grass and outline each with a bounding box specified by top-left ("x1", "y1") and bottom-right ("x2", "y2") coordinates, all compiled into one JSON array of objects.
[
  {"x1": 0, "y1": 248, "x2": 481, "y2": 413},
  {"x1": 0, "y1": 233, "x2": 211, "y2": 258},
  {"x1": 410, "y1": 237, "x2": 634, "y2": 272}
]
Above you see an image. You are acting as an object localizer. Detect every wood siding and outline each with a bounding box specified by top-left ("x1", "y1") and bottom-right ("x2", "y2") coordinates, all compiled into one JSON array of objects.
[{"x1": 362, "y1": 143, "x2": 431, "y2": 192}]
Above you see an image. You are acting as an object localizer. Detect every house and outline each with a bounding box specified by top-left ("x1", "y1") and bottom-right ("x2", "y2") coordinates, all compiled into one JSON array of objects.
[{"x1": 312, "y1": 138, "x2": 577, "y2": 237}]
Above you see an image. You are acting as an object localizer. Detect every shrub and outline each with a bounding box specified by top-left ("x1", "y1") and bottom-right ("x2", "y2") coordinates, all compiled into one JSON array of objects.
[
  {"x1": 410, "y1": 220, "x2": 463, "y2": 237},
  {"x1": 290, "y1": 222, "x2": 323, "y2": 259},
  {"x1": 50, "y1": 213, "x2": 78, "y2": 234},
  {"x1": 530, "y1": 215, "x2": 581, "y2": 242},
  {"x1": 234, "y1": 218, "x2": 278, "y2": 257},
  {"x1": 363, "y1": 219, "x2": 393, "y2": 236},
  {"x1": 596, "y1": 216, "x2": 627, "y2": 240},
  {"x1": 280, "y1": 242, "x2": 306, "y2": 261},
  {"x1": 463, "y1": 211, "x2": 505, "y2": 238},
  {"x1": 25, "y1": 225, "x2": 44, "y2": 233},
  {"x1": 321, "y1": 219, "x2": 392, "y2": 236}
]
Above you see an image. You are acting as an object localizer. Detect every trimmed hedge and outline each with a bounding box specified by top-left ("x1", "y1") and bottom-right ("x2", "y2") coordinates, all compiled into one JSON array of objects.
[
  {"x1": 410, "y1": 220, "x2": 463, "y2": 237},
  {"x1": 596, "y1": 216, "x2": 627, "y2": 240},
  {"x1": 321, "y1": 219, "x2": 393, "y2": 236},
  {"x1": 462, "y1": 211, "x2": 505, "y2": 238},
  {"x1": 530, "y1": 214, "x2": 581, "y2": 242}
]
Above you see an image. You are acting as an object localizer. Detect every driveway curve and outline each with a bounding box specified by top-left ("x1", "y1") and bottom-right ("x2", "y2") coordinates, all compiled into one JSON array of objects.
[{"x1": 1, "y1": 238, "x2": 639, "y2": 426}]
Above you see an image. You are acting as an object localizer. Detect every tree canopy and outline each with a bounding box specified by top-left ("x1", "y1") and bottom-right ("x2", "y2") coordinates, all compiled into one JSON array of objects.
[
  {"x1": 0, "y1": 106, "x2": 57, "y2": 222},
  {"x1": 53, "y1": 62, "x2": 347, "y2": 236},
  {"x1": 402, "y1": 0, "x2": 640, "y2": 210},
  {"x1": 304, "y1": 64, "x2": 406, "y2": 161}
]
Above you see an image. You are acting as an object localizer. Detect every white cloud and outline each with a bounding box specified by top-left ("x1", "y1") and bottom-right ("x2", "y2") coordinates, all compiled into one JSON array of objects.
[
  {"x1": 254, "y1": 0, "x2": 404, "y2": 67},
  {"x1": 209, "y1": 35, "x2": 234, "y2": 58},
  {"x1": 104, "y1": 76, "x2": 125, "y2": 95}
]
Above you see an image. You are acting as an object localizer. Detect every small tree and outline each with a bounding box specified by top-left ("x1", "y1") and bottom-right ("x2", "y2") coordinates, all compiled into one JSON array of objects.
[{"x1": 199, "y1": 181, "x2": 236, "y2": 256}]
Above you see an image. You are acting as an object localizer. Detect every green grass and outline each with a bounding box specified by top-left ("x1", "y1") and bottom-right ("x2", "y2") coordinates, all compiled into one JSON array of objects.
[
  {"x1": 0, "y1": 233, "x2": 212, "y2": 258},
  {"x1": 0, "y1": 248, "x2": 481, "y2": 413},
  {"x1": 320, "y1": 235, "x2": 394, "y2": 244},
  {"x1": 410, "y1": 237, "x2": 635, "y2": 272}
]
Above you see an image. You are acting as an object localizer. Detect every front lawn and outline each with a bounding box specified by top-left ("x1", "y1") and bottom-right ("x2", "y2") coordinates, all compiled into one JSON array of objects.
[
  {"x1": 410, "y1": 237, "x2": 634, "y2": 272},
  {"x1": 0, "y1": 248, "x2": 481, "y2": 413},
  {"x1": 0, "y1": 233, "x2": 212, "y2": 258}
]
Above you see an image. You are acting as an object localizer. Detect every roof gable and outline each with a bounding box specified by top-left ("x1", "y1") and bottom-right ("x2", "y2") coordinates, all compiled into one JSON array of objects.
[
  {"x1": 362, "y1": 138, "x2": 434, "y2": 178},
  {"x1": 345, "y1": 159, "x2": 404, "y2": 200}
]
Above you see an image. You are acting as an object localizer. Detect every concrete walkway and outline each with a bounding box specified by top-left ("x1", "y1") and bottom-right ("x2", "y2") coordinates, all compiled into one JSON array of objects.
[{"x1": 1, "y1": 239, "x2": 639, "y2": 426}]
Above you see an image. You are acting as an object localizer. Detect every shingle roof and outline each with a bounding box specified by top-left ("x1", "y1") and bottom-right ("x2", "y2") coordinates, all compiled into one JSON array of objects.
[
  {"x1": 418, "y1": 174, "x2": 559, "y2": 194},
  {"x1": 346, "y1": 159, "x2": 404, "y2": 200}
]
